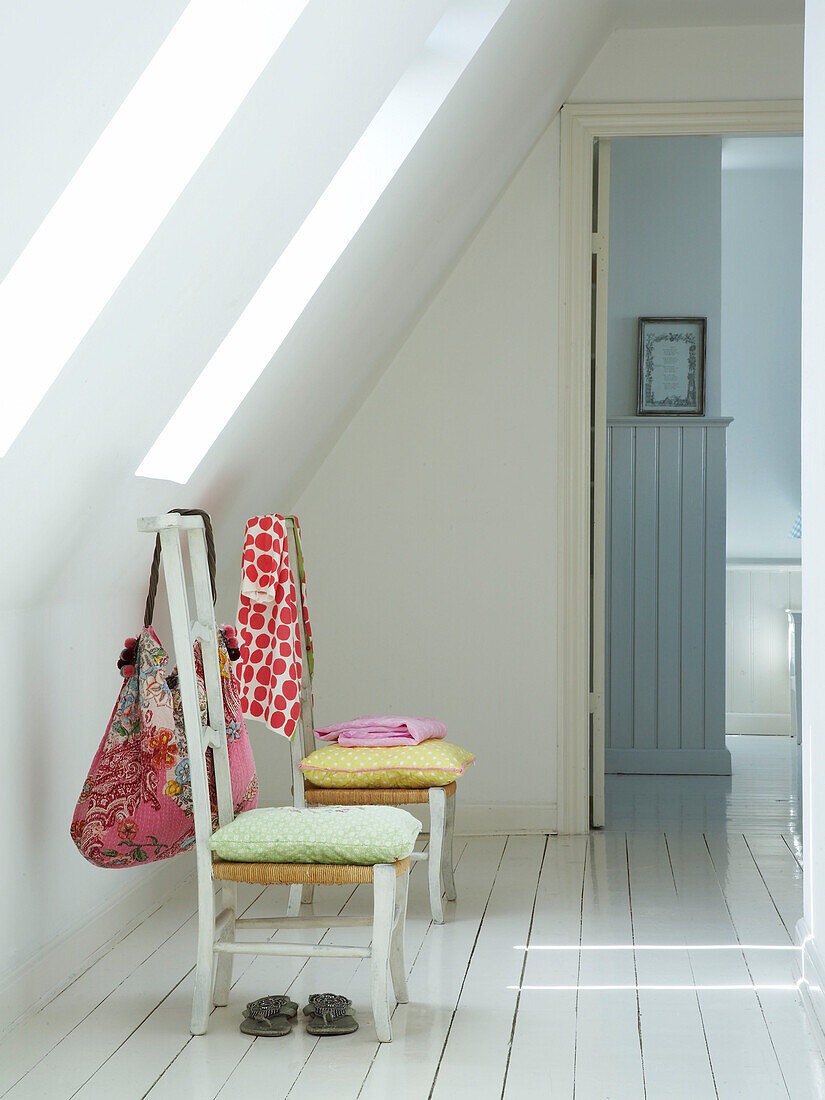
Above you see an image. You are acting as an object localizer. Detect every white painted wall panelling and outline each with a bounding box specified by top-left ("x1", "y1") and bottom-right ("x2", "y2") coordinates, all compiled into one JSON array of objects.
[
  {"x1": 605, "y1": 419, "x2": 731, "y2": 773},
  {"x1": 725, "y1": 563, "x2": 801, "y2": 734}
]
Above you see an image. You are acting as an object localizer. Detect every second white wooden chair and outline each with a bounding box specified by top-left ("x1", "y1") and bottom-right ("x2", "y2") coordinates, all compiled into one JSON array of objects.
[{"x1": 283, "y1": 518, "x2": 458, "y2": 924}]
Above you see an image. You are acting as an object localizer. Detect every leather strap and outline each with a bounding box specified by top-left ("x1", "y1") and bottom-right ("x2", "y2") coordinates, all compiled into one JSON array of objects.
[{"x1": 144, "y1": 508, "x2": 216, "y2": 626}]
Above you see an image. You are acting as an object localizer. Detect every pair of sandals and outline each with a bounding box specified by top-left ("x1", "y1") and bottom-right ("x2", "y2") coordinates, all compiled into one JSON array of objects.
[{"x1": 240, "y1": 993, "x2": 358, "y2": 1037}]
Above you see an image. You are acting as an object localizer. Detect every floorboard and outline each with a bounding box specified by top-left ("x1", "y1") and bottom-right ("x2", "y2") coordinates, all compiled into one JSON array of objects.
[
  {"x1": 573, "y1": 832, "x2": 647, "y2": 1100},
  {"x1": 356, "y1": 837, "x2": 506, "y2": 1100},
  {"x1": 666, "y1": 832, "x2": 790, "y2": 1099},
  {"x1": 0, "y1": 880, "x2": 200, "y2": 1098},
  {"x1": 427, "y1": 836, "x2": 546, "y2": 1099},
  {"x1": 627, "y1": 831, "x2": 717, "y2": 1100},
  {"x1": 703, "y1": 832, "x2": 825, "y2": 1099},
  {"x1": 502, "y1": 836, "x2": 588, "y2": 1099},
  {"x1": 743, "y1": 834, "x2": 804, "y2": 939},
  {"x1": 1, "y1": 896, "x2": 208, "y2": 1100}
]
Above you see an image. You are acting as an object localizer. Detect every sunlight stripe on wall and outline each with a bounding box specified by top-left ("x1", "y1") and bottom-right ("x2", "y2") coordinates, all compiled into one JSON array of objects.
[
  {"x1": 0, "y1": 0, "x2": 308, "y2": 457},
  {"x1": 137, "y1": 0, "x2": 510, "y2": 485}
]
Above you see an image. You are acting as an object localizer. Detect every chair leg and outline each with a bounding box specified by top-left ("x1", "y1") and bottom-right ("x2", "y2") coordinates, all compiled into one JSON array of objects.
[
  {"x1": 190, "y1": 914, "x2": 215, "y2": 1035},
  {"x1": 371, "y1": 865, "x2": 396, "y2": 1042},
  {"x1": 428, "y1": 787, "x2": 446, "y2": 924},
  {"x1": 212, "y1": 882, "x2": 236, "y2": 1007},
  {"x1": 301, "y1": 884, "x2": 315, "y2": 904},
  {"x1": 390, "y1": 867, "x2": 409, "y2": 1004},
  {"x1": 287, "y1": 883, "x2": 303, "y2": 917},
  {"x1": 442, "y1": 791, "x2": 457, "y2": 902}
]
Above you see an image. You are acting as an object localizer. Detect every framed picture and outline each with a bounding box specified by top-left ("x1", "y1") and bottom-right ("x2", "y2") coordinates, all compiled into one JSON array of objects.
[{"x1": 637, "y1": 317, "x2": 706, "y2": 416}]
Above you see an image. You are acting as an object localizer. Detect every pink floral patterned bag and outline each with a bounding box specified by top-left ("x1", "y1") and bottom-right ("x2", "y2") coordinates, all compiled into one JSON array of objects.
[{"x1": 71, "y1": 510, "x2": 258, "y2": 868}]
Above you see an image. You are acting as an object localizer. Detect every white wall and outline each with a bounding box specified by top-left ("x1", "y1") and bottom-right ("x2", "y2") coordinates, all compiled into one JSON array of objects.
[
  {"x1": 722, "y1": 146, "x2": 803, "y2": 560},
  {"x1": 607, "y1": 136, "x2": 722, "y2": 417},
  {"x1": 726, "y1": 564, "x2": 800, "y2": 733},
  {"x1": 0, "y1": 0, "x2": 188, "y2": 282},
  {"x1": 570, "y1": 23, "x2": 803, "y2": 103},
  {"x1": 294, "y1": 123, "x2": 561, "y2": 820},
  {"x1": 800, "y1": 0, "x2": 825, "y2": 1038}
]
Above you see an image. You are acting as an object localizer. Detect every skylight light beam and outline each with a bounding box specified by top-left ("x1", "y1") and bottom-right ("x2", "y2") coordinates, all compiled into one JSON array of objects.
[
  {"x1": 137, "y1": 0, "x2": 509, "y2": 484},
  {"x1": 507, "y1": 984, "x2": 801, "y2": 992},
  {"x1": 512, "y1": 944, "x2": 801, "y2": 951},
  {"x1": 0, "y1": 0, "x2": 308, "y2": 456}
]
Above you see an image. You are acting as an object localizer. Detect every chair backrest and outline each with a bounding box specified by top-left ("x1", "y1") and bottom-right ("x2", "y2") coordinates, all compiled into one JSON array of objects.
[
  {"x1": 140, "y1": 512, "x2": 315, "y2": 839},
  {"x1": 285, "y1": 516, "x2": 317, "y2": 804},
  {"x1": 138, "y1": 513, "x2": 234, "y2": 870}
]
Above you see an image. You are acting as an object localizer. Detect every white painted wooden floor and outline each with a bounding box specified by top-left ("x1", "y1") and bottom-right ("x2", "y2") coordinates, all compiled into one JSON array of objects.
[{"x1": 2, "y1": 736, "x2": 822, "y2": 1099}]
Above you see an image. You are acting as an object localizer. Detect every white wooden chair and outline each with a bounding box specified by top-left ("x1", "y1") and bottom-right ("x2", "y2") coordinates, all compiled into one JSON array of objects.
[
  {"x1": 283, "y1": 518, "x2": 458, "y2": 924},
  {"x1": 139, "y1": 513, "x2": 410, "y2": 1040}
]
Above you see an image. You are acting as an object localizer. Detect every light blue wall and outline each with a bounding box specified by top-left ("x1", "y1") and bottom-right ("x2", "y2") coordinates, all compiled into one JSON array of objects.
[
  {"x1": 721, "y1": 150, "x2": 802, "y2": 560},
  {"x1": 607, "y1": 135, "x2": 802, "y2": 561},
  {"x1": 607, "y1": 136, "x2": 722, "y2": 417}
]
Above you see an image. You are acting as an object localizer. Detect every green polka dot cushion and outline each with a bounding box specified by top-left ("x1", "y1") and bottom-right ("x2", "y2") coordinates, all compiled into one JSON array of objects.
[
  {"x1": 209, "y1": 805, "x2": 422, "y2": 864},
  {"x1": 299, "y1": 741, "x2": 475, "y2": 789}
]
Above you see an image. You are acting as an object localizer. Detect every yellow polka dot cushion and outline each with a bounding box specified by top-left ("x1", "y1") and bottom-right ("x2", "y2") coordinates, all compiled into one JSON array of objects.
[
  {"x1": 299, "y1": 742, "x2": 475, "y2": 789},
  {"x1": 210, "y1": 806, "x2": 421, "y2": 864}
]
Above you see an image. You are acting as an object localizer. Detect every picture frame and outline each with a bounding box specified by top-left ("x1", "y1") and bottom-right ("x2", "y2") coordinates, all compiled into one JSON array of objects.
[{"x1": 637, "y1": 317, "x2": 706, "y2": 416}]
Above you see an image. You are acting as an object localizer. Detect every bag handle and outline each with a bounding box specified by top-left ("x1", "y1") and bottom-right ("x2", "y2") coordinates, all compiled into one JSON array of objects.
[{"x1": 144, "y1": 508, "x2": 217, "y2": 626}]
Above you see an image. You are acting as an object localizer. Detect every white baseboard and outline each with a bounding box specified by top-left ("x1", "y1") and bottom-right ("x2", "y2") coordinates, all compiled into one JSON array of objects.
[
  {"x1": 726, "y1": 712, "x2": 791, "y2": 736},
  {"x1": 796, "y1": 919, "x2": 825, "y2": 1056},
  {"x1": 605, "y1": 748, "x2": 731, "y2": 775},
  {"x1": 0, "y1": 856, "x2": 194, "y2": 1039},
  {"x1": 407, "y1": 800, "x2": 557, "y2": 836}
]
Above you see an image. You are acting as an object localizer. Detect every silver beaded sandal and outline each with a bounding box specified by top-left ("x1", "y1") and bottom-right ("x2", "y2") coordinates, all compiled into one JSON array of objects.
[
  {"x1": 240, "y1": 995, "x2": 299, "y2": 1037},
  {"x1": 302, "y1": 993, "x2": 359, "y2": 1036}
]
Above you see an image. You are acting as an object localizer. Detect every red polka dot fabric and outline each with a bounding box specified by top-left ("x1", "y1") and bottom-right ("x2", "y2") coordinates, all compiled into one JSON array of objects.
[{"x1": 236, "y1": 514, "x2": 312, "y2": 740}]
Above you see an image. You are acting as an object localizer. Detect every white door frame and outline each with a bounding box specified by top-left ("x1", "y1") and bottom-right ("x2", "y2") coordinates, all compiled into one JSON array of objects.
[
  {"x1": 556, "y1": 99, "x2": 803, "y2": 835},
  {"x1": 590, "y1": 138, "x2": 610, "y2": 829}
]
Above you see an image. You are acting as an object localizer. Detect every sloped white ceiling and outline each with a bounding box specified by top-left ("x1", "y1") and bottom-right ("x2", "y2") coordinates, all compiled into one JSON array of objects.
[
  {"x1": 0, "y1": 0, "x2": 451, "y2": 605},
  {"x1": 0, "y1": 0, "x2": 804, "y2": 613},
  {"x1": 0, "y1": 0, "x2": 188, "y2": 282},
  {"x1": 1, "y1": 0, "x2": 611, "y2": 613}
]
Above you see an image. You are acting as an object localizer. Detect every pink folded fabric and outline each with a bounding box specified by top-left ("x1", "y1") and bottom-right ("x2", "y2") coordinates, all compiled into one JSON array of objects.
[{"x1": 315, "y1": 715, "x2": 448, "y2": 748}]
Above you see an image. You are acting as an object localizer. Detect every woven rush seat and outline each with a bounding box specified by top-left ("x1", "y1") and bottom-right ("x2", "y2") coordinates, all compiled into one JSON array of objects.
[
  {"x1": 212, "y1": 855, "x2": 410, "y2": 885},
  {"x1": 304, "y1": 781, "x2": 457, "y2": 806}
]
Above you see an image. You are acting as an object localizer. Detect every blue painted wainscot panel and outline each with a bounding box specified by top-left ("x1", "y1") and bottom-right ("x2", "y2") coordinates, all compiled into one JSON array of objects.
[{"x1": 605, "y1": 417, "x2": 732, "y2": 774}]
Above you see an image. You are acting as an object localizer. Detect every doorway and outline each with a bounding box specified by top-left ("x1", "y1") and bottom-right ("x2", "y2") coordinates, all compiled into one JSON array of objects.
[
  {"x1": 556, "y1": 101, "x2": 804, "y2": 835},
  {"x1": 592, "y1": 132, "x2": 802, "y2": 836}
]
